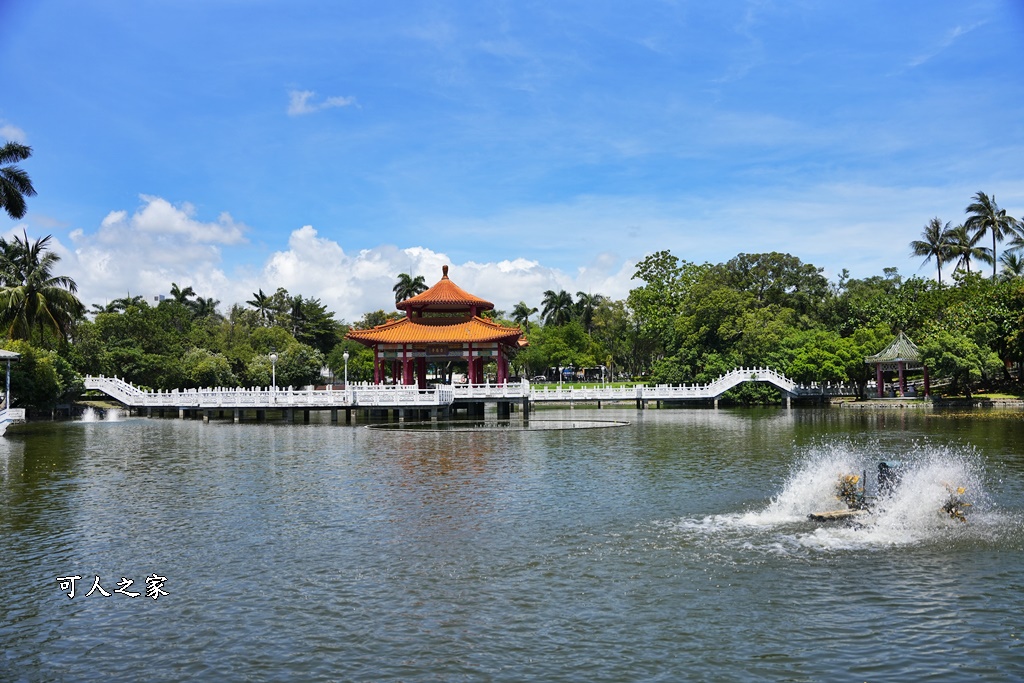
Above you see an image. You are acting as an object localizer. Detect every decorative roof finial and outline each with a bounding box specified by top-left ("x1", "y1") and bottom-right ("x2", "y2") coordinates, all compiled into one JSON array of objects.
[{"x1": 442, "y1": 265, "x2": 449, "y2": 278}]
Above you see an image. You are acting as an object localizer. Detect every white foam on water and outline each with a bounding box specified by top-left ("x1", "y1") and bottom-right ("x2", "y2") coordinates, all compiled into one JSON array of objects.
[
  {"x1": 80, "y1": 407, "x2": 123, "y2": 422},
  {"x1": 664, "y1": 440, "x2": 1011, "y2": 555}
]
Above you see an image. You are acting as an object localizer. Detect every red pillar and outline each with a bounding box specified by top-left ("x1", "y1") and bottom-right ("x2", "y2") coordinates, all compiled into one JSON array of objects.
[
  {"x1": 373, "y1": 347, "x2": 380, "y2": 384},
  {"x1": 417, "y1": 357, "x2": 427, "y2": 389},
  {"x1": 923, "y1": 365, "x2": 930, "y2": 397},
  {"x1": 467, "y1": 344, "x2": 475, "y2": 383},
  {"x1": 401, "y1": 346, "x2": 412, "y2": 385},
  {"x1": 876, "y1": 364, "x2": 884, "y2": 398},
  {"x1": 898, "y1": 361, "x2": 906, "y2": 397}
]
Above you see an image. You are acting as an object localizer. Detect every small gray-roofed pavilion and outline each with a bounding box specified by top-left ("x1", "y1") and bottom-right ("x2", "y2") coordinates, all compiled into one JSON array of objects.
[{"x1": 864, "y1": 331, "x2": 929, "y2": 397}]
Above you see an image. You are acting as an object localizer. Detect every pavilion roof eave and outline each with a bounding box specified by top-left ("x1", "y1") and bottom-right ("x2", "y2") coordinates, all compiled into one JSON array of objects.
[
  {"x1": 864, "y1": 331, "x2": 923, "y2": 365},
  {"x1": 346, "y1": 315, "x2": 522, "y2": 347}
]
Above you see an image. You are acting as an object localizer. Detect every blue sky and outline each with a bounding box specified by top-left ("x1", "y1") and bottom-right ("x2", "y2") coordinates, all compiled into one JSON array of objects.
[{"x1": 2, "y1": 1, "x2": 1023, "y2": 323}]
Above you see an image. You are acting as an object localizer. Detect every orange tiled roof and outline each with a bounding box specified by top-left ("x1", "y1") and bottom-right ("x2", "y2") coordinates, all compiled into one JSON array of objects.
[
  {"x1": 347, "y1": 315, "x2": 523, "y2": 346},
  {"x1": 396, "y1": 265, "x2": 493, "y2": 313}
]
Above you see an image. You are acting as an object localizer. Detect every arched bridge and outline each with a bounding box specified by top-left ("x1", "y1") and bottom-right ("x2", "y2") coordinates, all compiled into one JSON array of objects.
[{"x1": 84, "y1": 366, "x2": 858, "y2": 414}]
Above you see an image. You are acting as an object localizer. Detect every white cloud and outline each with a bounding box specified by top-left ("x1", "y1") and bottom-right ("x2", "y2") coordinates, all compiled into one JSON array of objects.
[
  {"x1": 287, "y1": 90, "x2": 357, "y2": 116},
  {"x1": 56, "y1": 198, "x2": 633, "y2": 325},
  {"x1": 251, "y1": 227, "x2": 634, "y2": 323},
  {"x1": 0, "y1": 121, "x2": 27, "y2": 143},
  {"x1": 66, "y1": 195, "x2": 246, "y2": 308}
]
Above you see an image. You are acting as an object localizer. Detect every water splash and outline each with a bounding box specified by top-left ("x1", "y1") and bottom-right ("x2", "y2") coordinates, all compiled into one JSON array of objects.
[
  {"x1": 666, "y1": 440, "x2": 1011, "y2": 553},
  {"x1": 80, "y1": 407, "x2": 123, "y2": 422}
]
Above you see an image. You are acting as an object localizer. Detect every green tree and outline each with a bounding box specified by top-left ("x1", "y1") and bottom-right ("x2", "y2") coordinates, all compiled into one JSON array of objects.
[
  {"x1": 181, "y1": 347, "x2": 236, "y2": 388},
  {"x1": 0, "y1": 142, "x2": 37, "y2": 220},
  {"x1": 574, "y1": 292, "x2": 604, "y2": 333},
  {"x1": 540, "y1": 289, "x2": 574, "y2": 326},
  {"x1": 511, "y1": 301, "x2": 538, "y2": 332},
  {"x1": 393, "y1": 273, "x2": 427, "y2": 304},
  {"x1": 0, "y1": 340, "x2": 67, "y2": 409},
  {"x1": 919, "y1": 329, "x2": 1001, "y2": 399},
  {"x1": 0, "y1": 230, "x2": 84, "y2": 344},
  {"x1": 946, "y1": 224, "x2": 991, "y2": 276},
  {"x1": 965, "y1": 191, "x2": 1018, "y2": 280},
  {"x1": 327, "y1": 340, "x2": 373, "y2": 384},
  {"x1": 910, "y1": 217, "x2": 953, "y2": 285},
  {"x1": 246, "y1": 288, "x2": 275, "y2": 325},
  {"x1": 169, "y1": 282, "x2": 196, "y2": 307}
]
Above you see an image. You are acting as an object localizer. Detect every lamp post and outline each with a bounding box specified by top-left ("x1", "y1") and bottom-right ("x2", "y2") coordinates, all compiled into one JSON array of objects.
[
  {"x1": 343, "y1": 350, "x2": 349, "y2": 389},
  {"x1": 269, "y1": 352, "x2": 278, "y2": 402}
]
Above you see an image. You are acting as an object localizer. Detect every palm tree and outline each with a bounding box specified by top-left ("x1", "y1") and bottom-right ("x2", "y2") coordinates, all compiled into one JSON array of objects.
[
  {"x1": 575, "y1": 292, "x2": 605, "y2": 333},
  {"x1": 909, "y1": 217, "x2": 953, "y2": 285},
  {"x1": 541, "y1": 289, "x2": 574, "y2": 326},
  {"x1": 109, "y1": 294, "x2": 147, "y2": 312},
  {"x1": 0, "y1": 230, "x2": 84, "y2": 343},
  {"x1": 247, "y1": 288, "x2": 274, "y2": 325},
  {"x1": 170, "y1": 282, "x2": 196, "y2": 305},
  {"x1": 393, "y1": 273, "x2": 427, "y2": 304},
  {"x1": 511, "y1": 301, "x2": 538, "y2": 332},
  {"x1": 965, "y1": 191, "x2": 1018, "y2": 280},
  {"x1": 946, "y1": 224, "x2": 992, "y2": 276},
  {"x1": 999, "y1": 252, "x2": 1024, "y2": 280},
  {"x1": 193, "y1": 296, "x2": 221, "y2": 320},
  {"x1": 0, "y1": 142, "x2": 37, "y2": 220}
]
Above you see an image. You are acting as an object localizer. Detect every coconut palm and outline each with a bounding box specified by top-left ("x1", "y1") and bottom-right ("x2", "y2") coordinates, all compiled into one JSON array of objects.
[
  {"x1": 392, "y1": 273, "x2": 427, "y2": 304},
  {"x1": 910, "y1": 217, "x2": 953, "y2": 285},
  {"x1": 109, "y1": 294, "x2": 147, "y2": 312},
  {"x1": 965, "y1": 191, "x2": 1018, "y2": 280},
  {"x1": 170, "y1": 282, "x2": 196, "y2": 306},
  {"x1": 0, "y1": 142, "x2": 37, "y2": 221},
  {"x1": 575, "y1": 292, "x2": 605, "y2": 333},
  {"x1": 193, "y1": 296, "x2": 221, "y2": 320},
  {"x1": 247, "y1": 288, "x2": 275, "y2": 325},
  {"x1": 999, "y1": 252, "x2": 1024, "y2": 280},
  {"x1": 946, "y1": 224, "x2": 992, "y2": 276},
  {"x1": 541, "y1": 289, "x2": 574, "y2": 326},
  {"x1": 511, "y1": 301, "x2": 538, "y2": 332},
  {"x1": 0, "y1": 230, "x2": 84, "y2": 343}
]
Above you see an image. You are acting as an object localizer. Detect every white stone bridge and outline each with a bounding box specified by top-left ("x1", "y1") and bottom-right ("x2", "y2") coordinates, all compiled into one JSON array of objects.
[{"x1": 84, "y1": 367, "x2": 858, "y2": 421}]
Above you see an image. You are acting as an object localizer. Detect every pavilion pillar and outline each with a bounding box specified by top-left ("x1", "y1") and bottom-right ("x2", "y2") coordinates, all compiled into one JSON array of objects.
[
  {"x1": 373, "y1": 348, "x2": 381, "y2": 384},
  {"x1": 497, "y1": 352, "x2": 507, "y2": 384},
  {"x1": 923, "y1": 365, "x2": 931, "y2": 397},
  {"x1": 898, "y1": 361, "x2": 906, "y2": 397},
  {"x1": 417, "y1": 357, "x2": 427, "y2": 389},
  {"x1": 876, "y1": 364, "x2": 884, "y2": 398},
  {"x1": 467, "y1": 344, "x2": 475, "y2": 383}
]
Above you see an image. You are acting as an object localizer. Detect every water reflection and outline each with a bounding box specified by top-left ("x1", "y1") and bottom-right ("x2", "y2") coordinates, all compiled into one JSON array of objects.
[{"x1": 0, "y1": 408, "x2": 1022, "y2": 681}]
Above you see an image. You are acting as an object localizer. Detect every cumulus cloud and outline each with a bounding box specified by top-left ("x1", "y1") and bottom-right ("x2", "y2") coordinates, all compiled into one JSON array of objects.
[
  {"x1": 66, "y1": 195, "x2": 246, "y2": 308},
  {"x1": 287, "y1": 90, "x2": 357, "y2": 116},
  {"x1": 253, "y1": 227, "x2": 635, "y2": 323},
  {"x1": 56, "y1": 198, "x2": 636, "y2": 324}
]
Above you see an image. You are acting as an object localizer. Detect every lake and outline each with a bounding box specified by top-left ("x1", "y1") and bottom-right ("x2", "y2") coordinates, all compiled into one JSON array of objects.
[{"x1": 1, "y1": 406, "x2": 1022, "y2": 681}]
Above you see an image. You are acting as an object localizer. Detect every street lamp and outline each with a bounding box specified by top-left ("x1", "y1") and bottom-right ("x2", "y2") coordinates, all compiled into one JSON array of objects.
[
  {"x1": 343, "y1": 350, "x2": 349, "y2": 389},
  {"x1": 269, "y1": 352, "x2": 278, "y2": 400}
]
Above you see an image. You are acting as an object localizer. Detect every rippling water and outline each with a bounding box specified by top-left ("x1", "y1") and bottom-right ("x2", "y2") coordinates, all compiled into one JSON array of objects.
[{"x1": 1, "y1": 407, "x2": 1022, "y2": 681}]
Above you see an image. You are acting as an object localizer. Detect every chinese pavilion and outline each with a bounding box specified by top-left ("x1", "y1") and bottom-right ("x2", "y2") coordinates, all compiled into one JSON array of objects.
[
  {"x1": 346, "y1": 266, "x2": 525, "y2": 388},
  {"x1": 864, "y1": 331, "x2": 930, "y2": 398}
]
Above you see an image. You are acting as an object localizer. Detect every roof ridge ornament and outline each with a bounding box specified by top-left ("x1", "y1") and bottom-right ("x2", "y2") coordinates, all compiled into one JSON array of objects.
[{"x1": 442, "y1": 264, "x2": 449, "y2": 278}]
